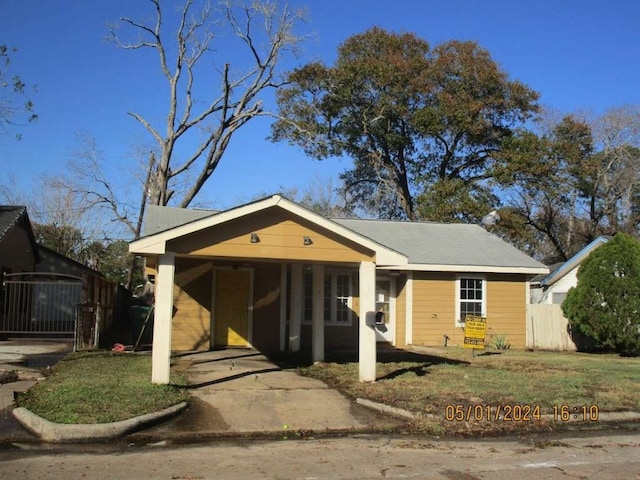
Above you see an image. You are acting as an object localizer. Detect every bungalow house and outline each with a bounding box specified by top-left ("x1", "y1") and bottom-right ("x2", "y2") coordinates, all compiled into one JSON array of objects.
[{"x1": 130, "y1": 195, "x2": 547, "y2": 383}]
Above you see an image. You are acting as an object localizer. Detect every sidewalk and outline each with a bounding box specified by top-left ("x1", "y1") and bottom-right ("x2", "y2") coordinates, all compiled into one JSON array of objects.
[{"x1": 1, "y1": 344, "x2": 404, "y2": 443}]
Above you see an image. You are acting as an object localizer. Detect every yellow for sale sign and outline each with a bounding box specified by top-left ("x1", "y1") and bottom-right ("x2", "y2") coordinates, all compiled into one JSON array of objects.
[{"x1": 463, "y1": 316, "x2": 487, "y2": 349}]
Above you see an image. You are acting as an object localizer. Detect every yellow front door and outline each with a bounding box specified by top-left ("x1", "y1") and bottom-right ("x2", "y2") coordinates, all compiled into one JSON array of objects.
[{"x1": 213, "y1": 269, "x2": 251, "y2": 347}]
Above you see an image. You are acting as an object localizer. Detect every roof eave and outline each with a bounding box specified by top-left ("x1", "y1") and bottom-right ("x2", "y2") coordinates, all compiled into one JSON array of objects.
[{"x1": 382, "y1": 264, "x2": 549, "y2": 275}]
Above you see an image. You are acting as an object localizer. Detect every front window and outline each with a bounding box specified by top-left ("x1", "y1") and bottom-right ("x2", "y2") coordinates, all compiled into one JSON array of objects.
[
  {"x1": 456, "y1": 276, "x2": 485, "y2": 326},
  {"x1": 304, "y1": 270, "x2": 352, "y2": 326}
]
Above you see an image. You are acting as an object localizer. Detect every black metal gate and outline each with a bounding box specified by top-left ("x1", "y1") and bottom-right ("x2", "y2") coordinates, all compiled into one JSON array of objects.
[{"x1": 1, "y1": 272, "x2": 82, "y2": 338}]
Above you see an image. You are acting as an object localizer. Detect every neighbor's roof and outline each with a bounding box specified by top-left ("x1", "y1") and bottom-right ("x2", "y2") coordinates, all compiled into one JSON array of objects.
[
  {"x1": 539, "y1": 236, "x2": 609, "y2": 287},
  {"x1": 133, "y1": 196, "x2": 547, "y2": 274},
  {"x1": 0, "y1": 206, "x2": 27, "y2": 241},
  {"x1": 333, "y1": 218, "x2": 547, "y2": 273},
  {"x1": 0, "y1": 205, "x2": 41, "y2": 262}
]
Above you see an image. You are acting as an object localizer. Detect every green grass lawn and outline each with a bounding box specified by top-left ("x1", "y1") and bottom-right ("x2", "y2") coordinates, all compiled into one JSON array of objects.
[
  {"x1": 17, "y1": 352, "x2": 188, "y2": 424},
  {"x1": 302, "y1": 347, "x2": 640, "y2": 434}
]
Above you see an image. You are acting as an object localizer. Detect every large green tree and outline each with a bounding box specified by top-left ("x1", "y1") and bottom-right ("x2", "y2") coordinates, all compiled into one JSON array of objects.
[
  {"x1": 562, "y1": 233, "x2": 640, "y2": 355},
  {"x1": 271, "y1": 27, "x2": 539, "y2": 220}
]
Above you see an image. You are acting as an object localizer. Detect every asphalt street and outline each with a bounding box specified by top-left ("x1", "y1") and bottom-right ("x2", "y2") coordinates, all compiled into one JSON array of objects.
[{"x1": 0, "y1": 432, "x2": 639, "y2": 479}]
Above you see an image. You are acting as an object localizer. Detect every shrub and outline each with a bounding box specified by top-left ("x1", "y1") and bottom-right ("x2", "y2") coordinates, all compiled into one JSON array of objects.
[{"x1": 562, "y1": 233, "x2": 640, "y2": 356}]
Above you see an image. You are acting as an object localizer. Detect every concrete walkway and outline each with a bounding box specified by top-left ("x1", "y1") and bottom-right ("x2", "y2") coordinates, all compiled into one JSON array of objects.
[{"x1": 131, "y1": 349, "x2": 402, "y2": 441}]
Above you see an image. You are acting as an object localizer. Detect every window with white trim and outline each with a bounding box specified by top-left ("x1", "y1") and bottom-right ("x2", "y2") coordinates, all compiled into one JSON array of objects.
[
  {"x1": 303, "y1": 270, "x2": 352, "y2": 325},
  {"x1": 456, "y1": 276, "x2": 486, "y2": 326}
]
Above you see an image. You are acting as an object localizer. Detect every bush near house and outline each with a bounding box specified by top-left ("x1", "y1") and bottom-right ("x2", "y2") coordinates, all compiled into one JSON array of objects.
[{"x1": 562, "y1": 233, "x2": 640, "y2": 356}]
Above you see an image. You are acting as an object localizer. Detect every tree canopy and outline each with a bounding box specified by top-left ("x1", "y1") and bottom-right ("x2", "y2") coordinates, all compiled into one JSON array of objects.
[
  {"x1": 498, "y1": 107, "x2": 640, "y2": 263},
  {"x1": 271, "y1": 27, "x2": 539, "y2": 220}
]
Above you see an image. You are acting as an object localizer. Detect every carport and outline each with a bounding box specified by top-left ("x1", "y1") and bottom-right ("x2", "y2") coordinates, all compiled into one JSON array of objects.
[{"x1": 129, "y1": 195, "x2": 408, "y2": 384}]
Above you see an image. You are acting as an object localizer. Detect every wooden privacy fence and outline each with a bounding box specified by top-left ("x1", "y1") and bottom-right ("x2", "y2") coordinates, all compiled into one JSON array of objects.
[{"x1": 526, "y1": 304, "x2": 577, "y2": 351}]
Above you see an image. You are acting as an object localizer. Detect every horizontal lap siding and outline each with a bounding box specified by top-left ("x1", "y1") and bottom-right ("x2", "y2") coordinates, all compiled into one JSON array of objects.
[
  {"x1": 172, "y1": 258, "x2": 212, "y2": 351},
  {"x1": 412, "y1": 273, "x2": 457, "y2": 346},
  {"x1": 169, "y1": 208, "x2": 374, "y2": 263},
  {"x1": 410, "y1": 272, "x2": 527, "y2": 348},
  {"x1": 486, "y1": 274, "x2": 526, "y2": 348}
]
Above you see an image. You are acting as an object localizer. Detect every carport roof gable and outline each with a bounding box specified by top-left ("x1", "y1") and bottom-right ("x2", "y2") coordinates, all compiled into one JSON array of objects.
[{"x1": 130, "y1": 195, "x2": 407, "y2": 265}]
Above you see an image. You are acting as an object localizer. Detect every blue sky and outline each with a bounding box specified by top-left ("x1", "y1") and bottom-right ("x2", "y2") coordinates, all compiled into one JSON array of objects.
[{"x1": 1, "y1": 0, "x2": 640, "y2": 223}]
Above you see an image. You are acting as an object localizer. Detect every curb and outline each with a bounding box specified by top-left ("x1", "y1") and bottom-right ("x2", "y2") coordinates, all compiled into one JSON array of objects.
[
  {"x1": 12, "y1": 402, "x2": 188, "y2": 443},
  {"x1": 356, "y1": 398, "x2": 422, "y2": 421}
]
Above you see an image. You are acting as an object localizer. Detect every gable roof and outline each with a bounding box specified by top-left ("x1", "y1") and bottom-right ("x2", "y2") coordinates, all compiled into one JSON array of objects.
[
  {"x1": 0, "y1": 205, "x2": 40, "y2": 263},
  {"x1": 131, "y1": 196, "x2": 547, "y2": 274},
  {"x1": 539, "y1": 236, "x2": 609, "y2": 287},
  {"x1": 333, "y1": 218, "x2": 547, "y2": 274},
  {"x1": 131, "y1": 196, "x2": 407, "y2": 266},
  {"x1": 0, "y1": 206, "x2": 27, "y2": 240},
  {"x1": 36, "y1": 244, "x2": 105, "y2": 278}
]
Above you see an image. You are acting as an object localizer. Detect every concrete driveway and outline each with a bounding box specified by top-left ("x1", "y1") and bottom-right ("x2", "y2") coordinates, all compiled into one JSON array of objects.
[
  {"x1": 0, "y1": 340, "x2": 72, "y2": 442},
  {"x1": 134, "y1": 349, "x2": 403, "y2": 440}
]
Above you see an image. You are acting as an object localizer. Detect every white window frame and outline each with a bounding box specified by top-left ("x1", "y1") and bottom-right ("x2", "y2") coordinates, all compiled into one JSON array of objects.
[
  {"x1": 455, "y1": 275, "x2": 486, "y2": 327},
  {"x1": 303, "y1": 270, "x2": 353, "y2": 326}
]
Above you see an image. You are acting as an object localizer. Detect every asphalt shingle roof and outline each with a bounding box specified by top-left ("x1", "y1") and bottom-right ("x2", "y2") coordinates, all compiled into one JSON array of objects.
[
  {"x1": 143, "y1": 205, "x2": 217, "y2": 237},
  {"x1": 141, "y1": 202, "x2": 545, "y2": 270},
  {"x1": 332, "y1": 218, "x2": 545, "y2": 269}
]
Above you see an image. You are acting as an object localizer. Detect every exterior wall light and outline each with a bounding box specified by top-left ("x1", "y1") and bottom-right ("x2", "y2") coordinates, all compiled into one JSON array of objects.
[
  {"x1": 250, "y1": 233, "x2": 260, "y2": 243},
  {"x1": 303, "y1": 236, "x2": 313, "y2": 245}
]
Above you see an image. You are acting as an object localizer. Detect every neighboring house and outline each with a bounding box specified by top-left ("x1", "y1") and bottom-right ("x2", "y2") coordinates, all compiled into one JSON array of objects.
[
  {"x1": 527, "y1": 236, "x2": 608, "y2": 351},
  {"x1": 0, "y1": 206, "x2": 40, "y2": 278},
  {"x1": 0, "y1": 206, "x2": 124, "y2": 344},
  {"x1": 36, "y1": 245, "x2": 125, "y2": 343},
  {"x1": 130, "y1": 195, "x2": 547, "y2": 383},
  {"x1": 530, "y1": 236, "x2": 609, "y2": 305}
]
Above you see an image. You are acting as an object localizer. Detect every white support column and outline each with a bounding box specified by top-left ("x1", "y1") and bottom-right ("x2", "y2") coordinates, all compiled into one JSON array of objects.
[
  {"x1": 279, "y1": 264, "x2": 288, "y2": 352},
  {"x1": 359, "y1": 261, "x2": 376, "y2": 382},
  {"x1": 405, "y1": 272, "x2": 413, "y2": 346},
  {"x1": 151, "y1": 252, "x2": 175, "y2": 384},
  {"x1": 312, "y1": 264, "x2": 325, "y2": 363},
  {"x1": 289, "y1": 263, "x2": 303, "y2": 352}
]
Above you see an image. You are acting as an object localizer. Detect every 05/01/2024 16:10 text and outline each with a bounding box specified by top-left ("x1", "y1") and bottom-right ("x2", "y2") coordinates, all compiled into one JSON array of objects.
[{"x1": 444, "y1": 404, "x2": 600, "y2": 422}]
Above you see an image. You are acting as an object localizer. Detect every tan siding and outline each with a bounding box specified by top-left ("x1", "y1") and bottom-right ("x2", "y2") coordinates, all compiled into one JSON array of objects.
[
  {"x1": 395, "y1": 275, "x2": 407, "y2": 347},
  {"x1": 168, "y1": 208, "x2": 374, "y2": 263},
  {"x1": 410, "y1": 272, "x2": 528, "y2": 348},
  {"x1": 412, "y1": 272, "x2": 458, "y2": 346},
  {"x1": 486, "y1": 274, "x2": 526, "y2": 348},
  {"x1": 171, "y1": 258, "x2": 212, "y2": 351}
]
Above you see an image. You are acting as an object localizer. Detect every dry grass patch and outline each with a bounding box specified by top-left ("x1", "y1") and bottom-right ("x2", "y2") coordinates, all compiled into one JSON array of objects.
[{"x1": 302, "y1": 347, "x2": 640, "y2": 435}]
